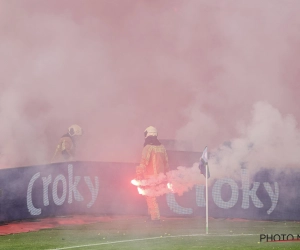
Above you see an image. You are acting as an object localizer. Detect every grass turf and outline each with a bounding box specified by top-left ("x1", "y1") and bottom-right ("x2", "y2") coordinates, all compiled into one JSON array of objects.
[{"x1": 0, "y1": 216, "x2": 300, "y2": 250}]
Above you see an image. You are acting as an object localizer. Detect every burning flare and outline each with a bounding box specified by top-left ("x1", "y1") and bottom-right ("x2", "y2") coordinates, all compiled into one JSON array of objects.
[
  {"x1": 131, "y1": 163, "x2": 205, "y2": 197},
  {"x1": 131, "y1": 179, "x2": 140, "y2": 186}
]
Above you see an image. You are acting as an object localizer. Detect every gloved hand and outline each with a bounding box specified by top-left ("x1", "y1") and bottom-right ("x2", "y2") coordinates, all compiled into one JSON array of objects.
[{"x1": 136, "y1": 173, "x2": 143, "y2": 181}]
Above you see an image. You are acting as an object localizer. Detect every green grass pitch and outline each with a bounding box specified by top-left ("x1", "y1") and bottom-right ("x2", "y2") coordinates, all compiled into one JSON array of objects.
[{"x1": 1, "y1": 216, "x2": 300, "y2": 250}]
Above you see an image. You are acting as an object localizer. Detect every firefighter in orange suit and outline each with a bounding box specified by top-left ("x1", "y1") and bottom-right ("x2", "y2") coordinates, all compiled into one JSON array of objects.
[
  {"x1": 136, "y1": 126, "x2": 169, "y2": 223},
  {"x1": 51, "y1": 124, "x2": 83, "y2": 163}
]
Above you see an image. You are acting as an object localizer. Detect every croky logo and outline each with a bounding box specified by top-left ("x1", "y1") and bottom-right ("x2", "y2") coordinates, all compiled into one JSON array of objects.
[
  {"x1": 167, "y1": 168, "x2": 279, "y2": 215},
  {"x1": 27, "y1": 164, "x2": 99, "y2": 215}
]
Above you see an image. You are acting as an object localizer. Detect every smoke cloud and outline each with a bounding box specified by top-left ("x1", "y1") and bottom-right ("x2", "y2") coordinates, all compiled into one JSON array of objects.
[
  {"x1": 209, "y1": 101, "x2": 300, "y2": 180},
  {"x1": 1, "y1": 0, "x2": 300, "y2": 176}
]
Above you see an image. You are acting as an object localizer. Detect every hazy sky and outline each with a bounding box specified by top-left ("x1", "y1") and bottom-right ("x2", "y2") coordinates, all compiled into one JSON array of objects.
[{"x1": 1, "y1": 0, "x2": 300, "y2": 170}]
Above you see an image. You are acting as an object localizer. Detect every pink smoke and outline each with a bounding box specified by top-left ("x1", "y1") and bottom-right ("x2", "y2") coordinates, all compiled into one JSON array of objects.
[{"x1": 0, "y1": 0, "x2": 300, "y2": 174}]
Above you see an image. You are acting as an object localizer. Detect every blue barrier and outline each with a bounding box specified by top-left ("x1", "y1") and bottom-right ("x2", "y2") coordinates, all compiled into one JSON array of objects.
[{"x1": 0, "y1": 160, "x2": 299, "y2": 223}]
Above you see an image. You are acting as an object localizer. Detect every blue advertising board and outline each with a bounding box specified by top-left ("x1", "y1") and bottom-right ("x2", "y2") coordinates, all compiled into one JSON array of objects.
[{"x1": 0, "y1": 159, "x2": 299, "y2": 223}]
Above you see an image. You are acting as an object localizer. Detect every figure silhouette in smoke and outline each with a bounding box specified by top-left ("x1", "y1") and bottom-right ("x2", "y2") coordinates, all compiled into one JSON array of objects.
[
  {"x1": 51, "y1": 124, "x2": 83, "y2": 163},
  {"x1": 136, "y1": 126, "x2": 169, "y2": 224}
]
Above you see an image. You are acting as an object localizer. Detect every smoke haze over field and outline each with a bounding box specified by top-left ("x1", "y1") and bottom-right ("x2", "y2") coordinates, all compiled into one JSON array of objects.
[{"x1": 1, "y1": 0, "x2": 300, "y2": 172}]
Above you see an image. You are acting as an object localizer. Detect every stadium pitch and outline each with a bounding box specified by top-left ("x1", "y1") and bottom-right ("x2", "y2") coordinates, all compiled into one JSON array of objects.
[{"x1": 0, "y1": 216, "x2": 300, "y2": 249}]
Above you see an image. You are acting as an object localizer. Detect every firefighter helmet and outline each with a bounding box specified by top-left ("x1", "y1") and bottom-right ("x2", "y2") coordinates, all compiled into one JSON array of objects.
[
  {"x1": 68, "y1": 124, "x2": 83, "y2": 136},
  {"x1": 144, "y1": 126, "x2": 158, "y2": 138}
]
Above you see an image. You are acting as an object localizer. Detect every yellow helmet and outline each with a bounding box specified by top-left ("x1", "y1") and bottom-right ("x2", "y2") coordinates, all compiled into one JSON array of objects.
[
  {"x1": 144, "y1": 126, "x2": 158, "y2": 138},
  {"x1": 68, "y1": 124, "x2": 83, "y2": 136}
]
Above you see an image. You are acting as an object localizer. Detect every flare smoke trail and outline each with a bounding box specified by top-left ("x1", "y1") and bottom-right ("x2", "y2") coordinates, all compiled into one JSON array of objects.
[
  {"x1": 0, "y1": 0, "x2": 300, "y2": 179},
  {"x1": 132, "y1": 163, "x2": 204, "y2": 197}
]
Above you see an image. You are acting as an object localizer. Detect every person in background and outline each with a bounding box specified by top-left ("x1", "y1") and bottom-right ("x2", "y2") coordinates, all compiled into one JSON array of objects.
[
  {"x1": 136, "y1": 126, "x2": 169, "y2": 224},
  {"x1": 51, "y1": 124, "x2": 83, "y2": 163}
]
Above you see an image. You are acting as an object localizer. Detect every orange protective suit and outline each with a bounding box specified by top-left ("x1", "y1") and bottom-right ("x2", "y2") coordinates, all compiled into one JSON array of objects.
[{"x1": 136, "y1": 143, "x2": 169, "y2": 221}]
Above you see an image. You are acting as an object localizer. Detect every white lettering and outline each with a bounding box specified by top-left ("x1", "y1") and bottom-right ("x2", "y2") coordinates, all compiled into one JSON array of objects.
[
  {"x1": 84, "y1": 176, "x2": 99, "y2": 208},
  {"x1": 196, "y1": 185, "x2": 205, "y2": 207},
  {"x1": 42, "y1": 175, "x2": 51, "y2": 206},
  {"x1": 166, "y1": 193, "x2": 193, "y2": 214},
  {"x1": 212, "y1": 178, "x2": 238, "y2": 209},
  {"x1": 52, "y1": 174, "x2": 67, "y2": 206},
  {"x1": 68, "y1": 164, "x2": 84, "y2": 203},
  {"x1": 241, "y1": 168, "x2": 263, "y2": 209},
  {"x1": 263, "y1": 182, "x2": 279, "y2": 214},
  {"x1": 27, "y1": 172, "x2": 41, "y2": 215}
]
